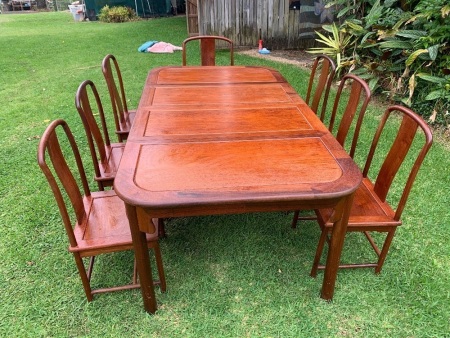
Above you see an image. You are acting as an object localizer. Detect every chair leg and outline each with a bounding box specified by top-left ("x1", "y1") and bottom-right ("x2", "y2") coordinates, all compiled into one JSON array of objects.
[
  {"x1": 73, "y1": 253, "x2": 93, "y2": 302},
  {"x1": 72, "y1": 246, "x2": 165, "y2": 300},
  {"x1": 87, "y1": 256, "x2": 95, "y2": 280},
  {"x1": 152, "y1": 242, "x2": 167, "y2": 292},
  {"x1": 134, "y1": 245, "x2": 166, "y2": 291},
  {"x1": 375, "y1": 229, "x2": 397, "y2": 274},
  {"x1": 310, "y1": 228, "x2": 329, "y2": 278},
  {"x1": 291, "y1": 210, "x2": 300, "y2": 228},
  {"x1": 133, "y1": 258, "x2": 138, "y2": 284},
  {"x1": 158, "y1": 218, "x2": 166, "y2": 238},
  {"x1": 292, "y1": 210, "x2": 318, "y2": 229},
  {"x1": 117, "y1": 132, "x2": 125, "y2": 143},
  {"x1": 97, "y1": 180, "x2": 105, "y2": 191}
]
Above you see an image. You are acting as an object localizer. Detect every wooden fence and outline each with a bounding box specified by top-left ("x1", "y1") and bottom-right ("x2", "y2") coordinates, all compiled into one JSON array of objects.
[
  {"x1": 186, "y1": 0, "x2": 199, "y2": 36},
  {"x1": 191, "y1": 0, "x2": 331, "y2": 49}
]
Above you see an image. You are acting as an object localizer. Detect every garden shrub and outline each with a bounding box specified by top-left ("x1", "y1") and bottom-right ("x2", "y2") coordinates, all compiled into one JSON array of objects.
[
  {"x1": 98, "y1": 5, "x2": 138, "y2": 23},
  {"x1": 309, "y1": 0, "x2": 450, "y2": 126}
]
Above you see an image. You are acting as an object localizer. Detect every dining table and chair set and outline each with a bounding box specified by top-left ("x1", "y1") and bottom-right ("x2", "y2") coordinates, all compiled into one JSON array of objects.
[{"x1": 37, "y1": 36, "x2": 433, "y2": 314}]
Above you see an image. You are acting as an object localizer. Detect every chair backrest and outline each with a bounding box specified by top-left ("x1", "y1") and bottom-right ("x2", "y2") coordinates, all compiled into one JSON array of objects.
[
  {"x1": 328, "y1": 74, "x2": 371, "y2": 158},
  {"x1": 37, "y1": 119, "x2": 90, "y2": 248},
  {"x1": 182, "y1": 35, "x2": 234, "y2": 66},
  {"x1": 306, "y1": 55, "x2": 336, "y2": 122},
  {"x1": 362, "y1": 105, "x2": 433, "y2": 220},
  {"x1": 75, "y1": 80, "x2": 111, "y2": 183},
  {"x1": 101, "y1": 54, "x2": 130, "y2": 130}
]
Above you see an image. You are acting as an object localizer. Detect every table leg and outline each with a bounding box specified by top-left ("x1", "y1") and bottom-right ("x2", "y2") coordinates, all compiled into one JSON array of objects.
[
  {"x1": 125, "y1": 203, "x2": 157, "y2": 314},
  {"x1": 320, "y1": 192, "x2": 354, "y2": 300}
]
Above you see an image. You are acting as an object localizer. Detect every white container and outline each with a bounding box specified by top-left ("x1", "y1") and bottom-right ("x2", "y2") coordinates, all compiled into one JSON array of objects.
[{"x1": 68, "y1": 4, "x2": 85, "y2": 21}]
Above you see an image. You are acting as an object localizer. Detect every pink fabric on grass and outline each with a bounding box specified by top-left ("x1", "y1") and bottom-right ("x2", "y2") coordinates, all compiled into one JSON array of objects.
[{"x1": 148, "y1": 42, "x2": 182, "y2": 53}]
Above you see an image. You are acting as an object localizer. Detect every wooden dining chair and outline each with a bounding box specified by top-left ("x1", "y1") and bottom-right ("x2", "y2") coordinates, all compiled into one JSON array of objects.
[
  {"x1": 328, "y1": 74, "x2": 372, "y2": 158},
  {"x1": 292, "y1": 74, "x2": 371, "y2": 228},
  {"x1": 37, "y1": 119, "x2": 166, "y2": 301},
  {"x1": 182, "y1": 35, "x2": 234, "y2": 66},
  {"x1": 306, "y1": 55, "x2": 336, "y2": 122},
  {"x1": 309, "y1": 105, "x2": 432, "y2": 276},
  {"x1": 101, "y1": 54, "x2": 135, "y2": 142},
  {"x1": 75, "y1": 79, "x2": 125, "y2": 191},
  {"x1": 77, "y1": 79, "x2": 168, "y2": 237}
]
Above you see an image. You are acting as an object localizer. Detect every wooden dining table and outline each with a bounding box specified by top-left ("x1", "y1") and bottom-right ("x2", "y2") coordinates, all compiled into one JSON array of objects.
[{"x1": 114, "y1": 65, "x2": 362, "y2": 314}]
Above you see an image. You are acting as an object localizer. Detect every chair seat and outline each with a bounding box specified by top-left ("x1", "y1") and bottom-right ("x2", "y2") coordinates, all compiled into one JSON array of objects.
[
  {"x1": 318, "y1": 177, "x2": 401, "y2": 230},
  {"x1": 71, "y1": 190, "x2": 158, "y2": 254},
  {"x1": 95, "y1": 143, "x2": 125, "y2": 184}
]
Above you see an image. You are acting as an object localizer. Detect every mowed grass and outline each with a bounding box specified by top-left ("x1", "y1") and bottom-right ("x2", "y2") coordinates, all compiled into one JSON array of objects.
[{"x1": 0, "y1": 12, "x2": 449, "y2": 337}]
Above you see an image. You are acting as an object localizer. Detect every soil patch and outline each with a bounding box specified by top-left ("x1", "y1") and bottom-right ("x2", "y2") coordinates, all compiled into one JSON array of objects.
[{"x1": 238, "y1": 49, "x2": 314, "y2": 69}]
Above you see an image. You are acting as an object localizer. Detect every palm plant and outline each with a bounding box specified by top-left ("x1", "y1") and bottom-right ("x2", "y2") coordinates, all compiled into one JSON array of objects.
[{"x1": 308, "y1": 22, "x2": 354, "y2": 75}]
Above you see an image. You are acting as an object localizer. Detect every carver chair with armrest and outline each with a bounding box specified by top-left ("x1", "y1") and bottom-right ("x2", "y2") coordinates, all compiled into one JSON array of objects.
[
  {"x1": 309, "y1": 105, "x2": 432, "y2": 276},
  {"x1": 75, "y1": 79, "x2": 125, "y2": 191},
  {"x1": 306, "y1": 55, "x2": 336, "y2": 122},
  {"x1": 292, "y1": 73, "x2": 371, "y2": 227},
  {"x1": 182, "y1": 35, "x2": 234, "y2": 66},
  {"x1": 102, "y1": 54, "x2": 136, "y2": 142},
  {"x1": 37, "y1": 119, "x2": 166, "y2": 301}
]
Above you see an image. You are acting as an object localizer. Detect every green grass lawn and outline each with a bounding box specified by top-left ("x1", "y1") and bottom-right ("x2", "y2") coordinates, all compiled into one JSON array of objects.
[{"x1": 1, "y1": 12, "x2": 449, "y2": 337}]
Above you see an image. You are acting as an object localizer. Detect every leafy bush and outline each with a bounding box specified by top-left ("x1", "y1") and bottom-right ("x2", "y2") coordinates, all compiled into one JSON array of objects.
[
  {"x1": 309, "y1": 0, "x2": 450, "y2": 126},
  {"x1": 98, "y1": 5, "x2": 139, "y2": 23}
]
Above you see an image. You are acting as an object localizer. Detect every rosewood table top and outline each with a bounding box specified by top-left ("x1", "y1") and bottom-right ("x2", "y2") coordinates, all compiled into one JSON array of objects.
[{"x1": 114, "y1": 66, "x2": 362, "y2": 314}]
